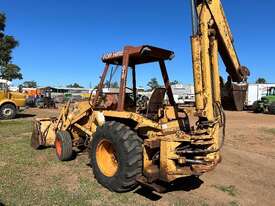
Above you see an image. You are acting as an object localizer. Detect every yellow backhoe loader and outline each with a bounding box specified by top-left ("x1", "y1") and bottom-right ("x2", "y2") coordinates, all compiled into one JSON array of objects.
[{"x1": 31, "y1": 0, "x2": 249, "y2": 192}]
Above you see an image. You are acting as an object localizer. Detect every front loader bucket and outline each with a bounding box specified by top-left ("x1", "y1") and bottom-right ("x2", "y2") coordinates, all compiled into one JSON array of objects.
[{"x1": 31, "y1": 118, "x2": 57, "y2": 149}]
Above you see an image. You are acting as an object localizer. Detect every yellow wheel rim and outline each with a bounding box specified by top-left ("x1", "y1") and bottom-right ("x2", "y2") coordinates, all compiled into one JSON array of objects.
[{"x1": 96, "y1": 139, "x2": 118, "y2": 177}]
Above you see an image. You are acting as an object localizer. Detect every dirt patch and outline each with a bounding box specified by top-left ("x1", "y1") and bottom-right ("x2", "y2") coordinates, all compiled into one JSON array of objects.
[
  {"x1": 165, "y1": 111, "x2": 275, "y2": 206},
  {"x1": 18, "y1": 107, "x2": 60, "y2": 119}
]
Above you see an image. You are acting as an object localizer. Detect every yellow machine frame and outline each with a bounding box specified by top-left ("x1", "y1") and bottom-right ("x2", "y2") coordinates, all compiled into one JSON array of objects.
[{"x1": 31, "y1": 0, "x2": 249, "y2": 193}]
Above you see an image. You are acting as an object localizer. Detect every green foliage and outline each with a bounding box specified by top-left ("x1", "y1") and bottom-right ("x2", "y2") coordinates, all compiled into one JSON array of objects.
[
  {"x1": 228, "y1": 201, "x2": 239, "y2": 206},
  {"x1": 0, "y1": 35, "x2": 19, "y2": 64},
  {"x1": 0, "y1": 12, "x2": 22, "y2": 81},
  {"x1": 213, "y1": 185, "x2": 238, "y2": 197},
  {"x1": 0, "y1": 13, "x2": 6, "y2": 35},
  {"x1": 256, "y1": 78, "x2": 267, "y2": 84},
  {"x1": 0, "y1": 64, "x2": 22, "y2": 81},
  {"x1": 66, "y1": 83, "x2": 84, "y2": 88},
  {"x1": 263, "y1": 128, "x2": 275, "y2": 135},
  {"x1": 147, "y1": 78, "x2": 160, "y2": 90},
  {"x1": 21, "y1": 80, "x2": 37, "y2": 88},
  {"x1": 170, "y1": 80, "x2": 180, "y2": 85}
]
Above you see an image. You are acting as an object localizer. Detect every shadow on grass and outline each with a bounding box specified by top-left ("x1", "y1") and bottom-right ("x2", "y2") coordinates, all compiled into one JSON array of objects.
[
  {"x1": 167, "y1": 176, "x2": 204, "y2": 192},
  {"x1": 16, "y1": 113, "x2": 36, "y2": 119},
  {"x1": 134, "y1": 187, "x2": 162, "y2": 201},
  {"x1": 134, "y1": 176, "x2": 204, "y2": 201}
]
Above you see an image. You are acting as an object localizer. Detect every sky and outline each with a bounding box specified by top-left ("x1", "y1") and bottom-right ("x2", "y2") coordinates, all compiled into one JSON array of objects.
[{"x1": 1, "y1": 0, "x2": 275, "y2": 88}]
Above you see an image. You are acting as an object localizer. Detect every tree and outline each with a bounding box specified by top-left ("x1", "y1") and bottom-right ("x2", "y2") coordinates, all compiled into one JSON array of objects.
[
  {"x1": 147, "y1": 78, "x2": 160, "y2": 90},
  {"x1": 21, "y1": 81, "x2": 37, "y2": 88},
  {"x1": 170, "y1": 80, "x2": 180, "y2": 85},
  {"x1": 256, "y1": 78, "x2": 267, "y2": 84},
  {"x1": 0, "y1": 13, "x2": 6, "y2": 41},
  {"x1": 0, "y1": 64, "x2": 22, "y2": 81},
  {"x1": 0, "y1": 13, "x2": 22, "y2": 81},
  {"x1": 66, "y1": 83, "x2": 84, "y2": 88}
]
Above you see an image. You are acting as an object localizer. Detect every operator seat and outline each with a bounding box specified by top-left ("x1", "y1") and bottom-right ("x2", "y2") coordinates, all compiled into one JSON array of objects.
[{"x1": 146, "y1": 88, "x2": 166, "y2": 120}]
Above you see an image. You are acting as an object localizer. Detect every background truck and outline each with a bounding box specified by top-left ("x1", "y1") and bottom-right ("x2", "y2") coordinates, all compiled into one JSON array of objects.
[
  {"x1": 0, "y1": 79, "x2": 26, "y2": 120},
  {"x1": 252, "y1": 86, "x2": 275, "y2": 114},
  {"x1": 245, "y1": 84, "x2": 275, "y2": 109}
]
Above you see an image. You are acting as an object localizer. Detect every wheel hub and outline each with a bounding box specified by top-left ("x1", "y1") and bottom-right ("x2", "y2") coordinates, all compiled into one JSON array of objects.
[
  {"x1": 96, "y1": 139, "x2": 118, "y2": 177},
  {"x1": 2, "y1": 108, "x2": 13, "y2": 116},
  {"x1": 55, "y1": 138, "x2": 62, "y2": 157}
]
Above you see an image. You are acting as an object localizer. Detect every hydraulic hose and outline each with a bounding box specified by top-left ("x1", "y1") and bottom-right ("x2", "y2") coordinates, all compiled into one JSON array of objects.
[{"x1": 176, "y1": 102, "x2": 226, "y2": 155}]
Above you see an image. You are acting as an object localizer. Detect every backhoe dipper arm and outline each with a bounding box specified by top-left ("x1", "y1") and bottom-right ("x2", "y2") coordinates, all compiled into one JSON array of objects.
[
  {"x1": 204, "y1": 0, "x2": 249, "y2": 82},
  {"x1": 190, "y1": 0, "x2": 250, "y2": 114}
]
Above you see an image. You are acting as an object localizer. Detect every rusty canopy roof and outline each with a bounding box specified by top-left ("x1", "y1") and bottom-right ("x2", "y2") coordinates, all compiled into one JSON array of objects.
[{"x1": 102, "y1": 45, "x2": 175, "y2": 66}]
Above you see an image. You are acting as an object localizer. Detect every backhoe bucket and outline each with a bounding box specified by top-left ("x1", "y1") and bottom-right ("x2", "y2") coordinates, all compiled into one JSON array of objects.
[
  {"x1": 222, "y1": 82, "x2": 248, "y2": 111},
  {"x1": 31, "y1": 118, "x2": 57, "y2": 149}
]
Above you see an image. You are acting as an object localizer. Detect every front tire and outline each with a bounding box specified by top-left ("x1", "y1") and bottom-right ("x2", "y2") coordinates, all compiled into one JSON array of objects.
[
  {"x1": 252, "y1": 101, "x2": 262, "y2": 113},
  {"x1": 268, "y1": 102, "x2": 275, "y2": 114},
  {"x1": 90, "y1": 121, "x2": 143, "y2": 192},
  {"x1": 0, "y1": 104, "x2": 16, "y2": 120},
  {"x1": 55, "y1": 130, "x2": 73, "y2": 161}
]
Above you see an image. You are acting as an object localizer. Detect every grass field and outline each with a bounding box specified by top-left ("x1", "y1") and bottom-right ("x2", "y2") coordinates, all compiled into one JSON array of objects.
[{"x1": 0, "y1": 119, "x2": 209, "y2": 206}]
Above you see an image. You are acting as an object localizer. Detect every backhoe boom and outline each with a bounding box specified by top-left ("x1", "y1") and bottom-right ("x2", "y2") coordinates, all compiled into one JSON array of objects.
[{"x1": 191, "y1": 0, "x2": 250, "y2": 112}]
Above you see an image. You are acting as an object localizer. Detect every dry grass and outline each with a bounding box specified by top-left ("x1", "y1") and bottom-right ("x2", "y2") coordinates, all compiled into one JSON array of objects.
[
  {"x1": 0, "y1": 119, "x2": 210, "y2": 206},
  {"x1": 213, "y1": 185, "x2": 238, "y2": 197},
  {"x1": 263, "y1": 128, "x2": 275, "y2": 135},
  {"x1": 0, "y1": 120, "x2": 139, "y2": 206},
  {"x1": 0, "y1": 120, "x2": 32, "y2": 137}
]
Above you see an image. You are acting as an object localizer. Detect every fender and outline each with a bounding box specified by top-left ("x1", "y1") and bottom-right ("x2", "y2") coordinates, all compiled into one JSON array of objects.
[{"x1": 0, "y1": 99, "x2": 17, "y2": 108}]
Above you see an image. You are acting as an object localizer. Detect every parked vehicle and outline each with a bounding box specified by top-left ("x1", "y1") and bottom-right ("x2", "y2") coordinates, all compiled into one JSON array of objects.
[
  {"x1": 245, "y1": 84, "x2": 275, "y2": 109},
  {"x1": 252, "y1": 87, "x2": 275, "y2": 114},
  {"x1": 0, "y1": 79, "x2": 26, "y2": 120},
  {"x1": 35, "y1": 87, "x2": 56, "y2": 109}
]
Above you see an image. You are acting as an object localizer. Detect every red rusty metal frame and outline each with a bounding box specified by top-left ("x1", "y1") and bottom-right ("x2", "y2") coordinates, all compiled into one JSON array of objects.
[
  {"x1": 102, "y1": 45, "x2": 174, "y2": 66},
  {"x1": 97, "y1": 45, "x2": 177, "y2": 113},
  {"x1": 118, "y1": 47, "x2": 130, "y2": 111},
  {"x1": 159, "y1": 60, "x2": 184, "y2": 129},
  {"x1": 132, "y1": 65, "x2": 137, "y2": 104},
  {"x1": 93, "y1": 63, "x2": 110, "y2": 106}
]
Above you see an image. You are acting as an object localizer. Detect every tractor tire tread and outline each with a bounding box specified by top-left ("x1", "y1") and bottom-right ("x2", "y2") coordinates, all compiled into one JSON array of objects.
[
  {"x1": 55, "y1": 130, "x2": 73, "y2": 161},
  {"x1": 0, "y1": 104, "x2": 16, "y2": 120},
  {"x1": 90, "y1": 121, "x2": 143, "y2": 192}
]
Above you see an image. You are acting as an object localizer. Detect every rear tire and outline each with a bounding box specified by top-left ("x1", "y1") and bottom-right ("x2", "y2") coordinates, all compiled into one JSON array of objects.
[
  {"x1": 90, "y1": 121, "x2": 143, "y2": 192},
  {"x1": 268, "y1": 102, "x2": 275, "y2": 114},
  {"x1": 55, "y1": 130, "x2": 73, "y2": 161},
  {"x1": 0, "y1": 104, "x2": 16, "y2": 120}
]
